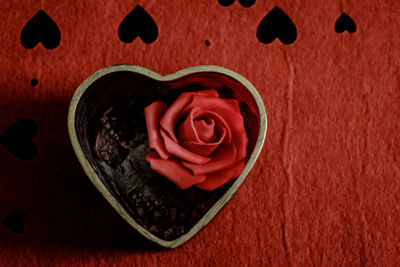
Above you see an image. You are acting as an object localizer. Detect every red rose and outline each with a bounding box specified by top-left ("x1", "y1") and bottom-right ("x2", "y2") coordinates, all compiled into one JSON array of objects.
[{"x1": 144, "y1": 89, "x2": 248, "y2": 190}]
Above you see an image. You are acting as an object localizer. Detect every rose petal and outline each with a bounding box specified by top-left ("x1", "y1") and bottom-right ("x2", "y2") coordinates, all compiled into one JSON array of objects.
[
  {"x1": 182, "y1": 95, "x2": 241, "y2": 115},
  {"x1": 184, "y1": 95, "x2": 247, "y2": 161},
  {"x1": 193, "y1": 110, "x2": 232, "y2": 144},
  {"x1": 146, "y1": 152, "x2": 206, "y2": 189},
  {"x1": 160, "y1": 89, "x2": 219, "y2": 143},
  {"x1": 181, "y1": 144, "x2": 237, "y2": 175},
  {"x1": 160, "y1": 93, "x2": 192, "y2": 143},
  {"x1": 176, "y1": 106, "x2": 201, "y2": 142},
  {"x1": 177, "y1": 108, "x2": 228, "y2": 156},
  {"x1": 161, "y1": 129, "x2": 211, "y2": 165},
  {"x1": 193, "y1": 119, "x2": 216, "y2": 142},
  {"x1": 181, "y1": 128, "x2": 226, "y2": 157},
  {"x1": 144, "y1": 101, "x2": 170, "y2": 159},
  {"x1": 195, "y1": 160, "x2": 245, "y2": 191},
  {"x1": 232, "y1": 132, "x2": 248, "y2": 161},
  {"x1": 190, "y1": 88, "x2": 219, "y2": 97}
]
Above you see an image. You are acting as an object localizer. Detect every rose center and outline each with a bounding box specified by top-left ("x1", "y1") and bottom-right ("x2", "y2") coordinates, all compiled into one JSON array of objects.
[{"x1": 193, "y1": 118, "x2": 216, "y2": 142}]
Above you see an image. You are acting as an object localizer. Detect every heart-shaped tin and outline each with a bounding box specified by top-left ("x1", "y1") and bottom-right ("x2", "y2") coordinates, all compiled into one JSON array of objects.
[{"x1": 68, "y1": 65, "x2": 267, "y2": 248}]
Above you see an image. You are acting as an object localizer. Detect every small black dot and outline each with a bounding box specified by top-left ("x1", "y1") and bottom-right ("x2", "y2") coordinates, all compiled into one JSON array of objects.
[
  {"x1": 31, "y1": 79, "x2": 38, "y2": 86},
  {"x1": 205, "y1": 40, "x2": 211, "y2": 46}
]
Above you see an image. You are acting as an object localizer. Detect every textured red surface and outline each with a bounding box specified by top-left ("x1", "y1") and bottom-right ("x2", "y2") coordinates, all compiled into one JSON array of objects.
[{"x1": 1, "y1": 0, "x2": 400, "y2": 266}]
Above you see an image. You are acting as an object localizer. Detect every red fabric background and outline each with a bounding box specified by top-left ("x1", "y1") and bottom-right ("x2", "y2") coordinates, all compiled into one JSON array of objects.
[{"x1": 1, "y1": 0, "x2": 400, "y2": 266}]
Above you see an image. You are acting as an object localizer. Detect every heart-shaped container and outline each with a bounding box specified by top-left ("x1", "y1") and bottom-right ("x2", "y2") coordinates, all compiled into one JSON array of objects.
[{"x1": 68, "y1": 65, "x2": 267, "y2": 248}]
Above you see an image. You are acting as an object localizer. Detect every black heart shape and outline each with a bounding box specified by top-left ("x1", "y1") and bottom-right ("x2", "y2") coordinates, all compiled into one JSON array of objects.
[
  {"x1": 335, "y1": 13, "x2": 356, "y2": 34},
  {"x1": 118, "y1": 5, "x2": 158, "y2": 44},
  {"x1": 257, "y1": 7, "x2": 297, "y2": 45},
  {"x1": 20, "y1": 10, "x2": 61, "y2": 49},
  {"x1": 3, "y1": 211, "x2": 25, "y2": 234},
  {"x1": 217, "y1": 0, "x2": 235, "y2": 6},
  {"x1": 238, "y1": 0, "x2": 255, "y2": 8},
  {"x1": 217, "y1": 0, "x2": 255, "y2": 7},
  {"x1": 0, "y1": 119, "x2": 38, "y2": 160}
]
